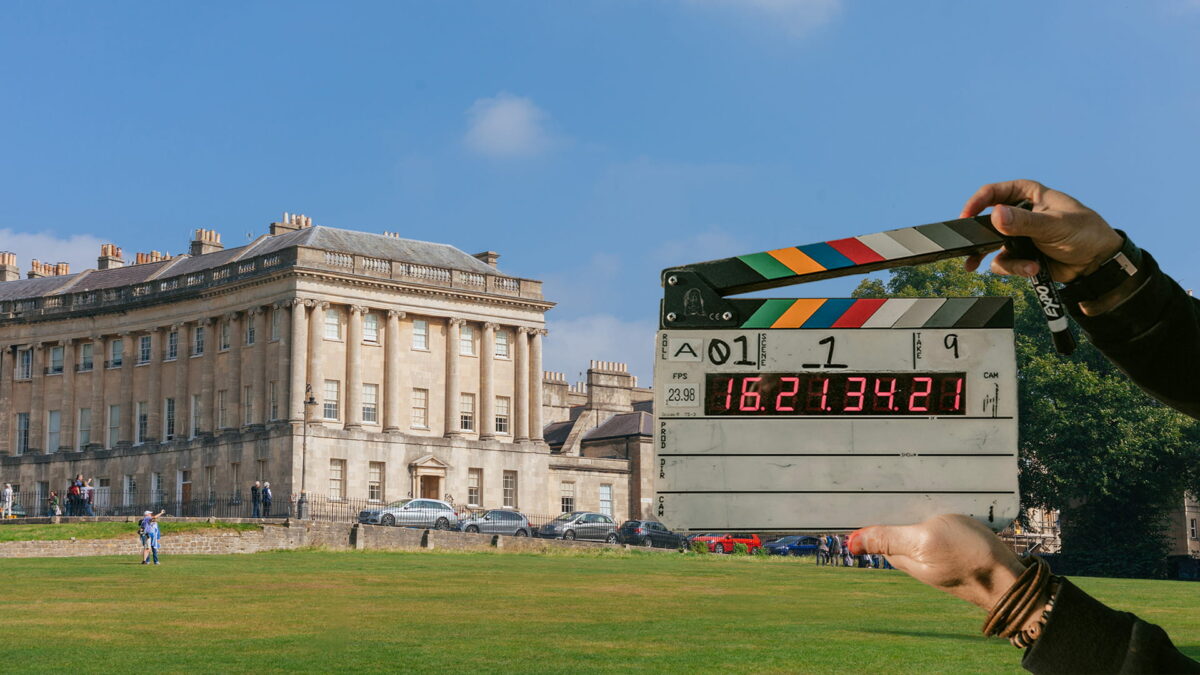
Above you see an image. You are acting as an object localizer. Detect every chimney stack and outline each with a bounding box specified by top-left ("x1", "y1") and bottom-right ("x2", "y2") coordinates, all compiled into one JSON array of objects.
[
  {"x1": 0, "y1": 252, "x2": 18, "y2": 282},
  {"x1": 473, "y1": 251, "x2": 501, "y2": 268},
  {"x1": 98, "y1": 244, "x2": 124, "y2": 270},
  {"x1": 190, "y1": 228, "x2": 224, "y2": 256},
  {"x1": 270, "y1": 212, "x2": 313, "y2": 236},
  {"x1": 27, "y1": 259, "x2": 68, "y2": 279},
  {"x1": 134, "y1": 251, "x2": 170, "y2": 265}
]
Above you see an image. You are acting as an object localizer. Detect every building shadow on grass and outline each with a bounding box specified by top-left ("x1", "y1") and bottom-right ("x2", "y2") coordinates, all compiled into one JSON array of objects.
[{"x1": 865, "y1": 629, "x2": 984, "y2": 643}]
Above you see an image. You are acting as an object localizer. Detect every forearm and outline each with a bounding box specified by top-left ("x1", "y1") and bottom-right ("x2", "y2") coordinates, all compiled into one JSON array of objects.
[
  {"x1": 1066, "y1": 248, "x2": 1200, "y2": 418},
  {"x1": 1022, "y1": 579, "x2": 1200, "y2": 674}
]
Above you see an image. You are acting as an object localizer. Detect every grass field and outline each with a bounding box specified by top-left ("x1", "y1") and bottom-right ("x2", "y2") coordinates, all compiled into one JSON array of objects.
[
  {"x1": 2, "y1": 548, "x2": 1198, "y2": 673},
  {"x1": 0, "y1": 521, "x2": 259, "y2": 542}
]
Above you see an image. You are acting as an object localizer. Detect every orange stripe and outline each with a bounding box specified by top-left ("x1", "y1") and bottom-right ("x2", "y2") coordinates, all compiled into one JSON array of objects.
[
  {"x1": 772, "y1": 299, "x2": 826, "y2": 328},
  {"x1": 767, "y1": 247, "x2": 826, "y2": 276}
]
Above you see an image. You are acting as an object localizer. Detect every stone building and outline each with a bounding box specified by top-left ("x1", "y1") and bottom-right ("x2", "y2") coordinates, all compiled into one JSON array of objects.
[{"x1": 0, "y1": 215, "x2": 644, "y2": 522}]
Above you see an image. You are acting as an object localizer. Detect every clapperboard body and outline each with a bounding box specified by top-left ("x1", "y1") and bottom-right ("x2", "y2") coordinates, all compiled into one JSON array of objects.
[{"x1": 653, "y1": 214, "x2": 1019, "y2": 533}]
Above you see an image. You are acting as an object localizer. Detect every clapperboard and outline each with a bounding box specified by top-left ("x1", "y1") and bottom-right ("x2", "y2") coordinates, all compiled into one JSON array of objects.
[{"x1": 653, "y1": 214, "x2": 1019, "y2": 533}]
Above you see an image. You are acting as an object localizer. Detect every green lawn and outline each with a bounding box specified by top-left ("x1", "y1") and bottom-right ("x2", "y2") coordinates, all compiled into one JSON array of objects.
[
  {"x1": 0, "y1": 521, "x2": 259, "y2": 542},
  {"x1": 1, "y1": 549, "x2": 1197, "y2": 673}
]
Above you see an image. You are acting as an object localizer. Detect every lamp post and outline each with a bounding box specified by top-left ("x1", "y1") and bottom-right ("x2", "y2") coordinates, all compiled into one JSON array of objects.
[{"x1": 298, "y1": 383, "x2": 317, "y2": 520}]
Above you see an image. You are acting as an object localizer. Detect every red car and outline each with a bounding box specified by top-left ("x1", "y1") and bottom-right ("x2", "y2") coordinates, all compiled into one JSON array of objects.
[{"x1": 691, "y1": 532, "x2": 762, "y2": 554}]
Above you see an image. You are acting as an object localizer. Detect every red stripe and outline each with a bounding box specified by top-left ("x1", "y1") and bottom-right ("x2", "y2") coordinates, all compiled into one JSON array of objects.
[
  {"x1": 832, "y1": 298, "x2": 887, "y2": 328},
  {"x1": 828, "y1": 237, "x2": 886, "y2": 264}
]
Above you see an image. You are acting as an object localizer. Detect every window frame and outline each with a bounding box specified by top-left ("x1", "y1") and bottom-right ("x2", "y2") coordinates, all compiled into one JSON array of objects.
[
  {"x1": 459, "y1": 324, "x2": 475, "y2": 356},
  {"x1": 323, "y1": 380, "x2": 340, "y2": 420},
  {"x1": 495, "y1": 330, "x2": 510, "y2": 359},
  {"x1": 363, "y1": 313, "x2": 380, "y2": 343},
  {"x1": 166, "y1": 331, "x2": 178, "y2": 361},
  {"x1": 362, "y1": 383, "x2": 379, "y2": 424},
  {"x1": 368, "y1": 461, "x2": 385, "y2": 502},
  {"x1": 411, "y1": 319, "x2": 428, "y2": 351},
  {"x1": 495, "y1": 396, "x2": 510, "y2": 435},
  {"x1": 138, "y1": 335, "x2": 152, "y2": 364},
  {"x1": 502, "y1": 471, "x2": 518, "y2": 509},
  {"x1": 467, "y1": 468, "x2": 482, "y2": 507},
  {"x1": 411, "y1": 388, "x2": 429, "y2": 429},
  {"x1": 460, "y1": 393, "x2": 475, "y2": 431},
  {"x1": 324, "y1": 308, "x2": 342, "y2": 341}
]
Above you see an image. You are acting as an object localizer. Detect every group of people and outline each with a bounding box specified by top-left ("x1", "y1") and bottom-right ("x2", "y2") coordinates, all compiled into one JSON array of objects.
[
  {"x1": 815, "y1": 534, "x2": 891, "y2": 569},
  {"x1": 139, "y1": 509, "x2": 165, "y2": 565},
  {"x1": 249, "y1": 481, "x2": 273, "y2": 518},
  {"x1": 47, "y1": 475, "x2": 96, "y2": 517}
]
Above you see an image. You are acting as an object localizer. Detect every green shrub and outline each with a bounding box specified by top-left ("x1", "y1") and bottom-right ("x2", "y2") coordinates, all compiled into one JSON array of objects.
[
  {"x1": 689, "y1": 540, "x2": 710, "y2": 554},
  {"x1": 751, "y1": 546, "x2": 769, "y2": 557},
  {"x1": 732, "y1": 542, "x2": 749, "y2": 555}
]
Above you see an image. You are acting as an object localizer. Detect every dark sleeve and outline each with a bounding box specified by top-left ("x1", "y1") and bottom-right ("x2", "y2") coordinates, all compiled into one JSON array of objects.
[
  {"x1": 1066, "y1": 249, "x2": 1200, "y2": 419},
  {"x1": 1022, "y1": 578, "x2": 1200, "y2": 674}
]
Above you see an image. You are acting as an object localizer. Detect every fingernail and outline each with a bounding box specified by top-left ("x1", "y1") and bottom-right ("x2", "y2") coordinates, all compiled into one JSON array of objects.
[{"x1": 995, "y1": 204, "x2": 1010, "y2": 225}]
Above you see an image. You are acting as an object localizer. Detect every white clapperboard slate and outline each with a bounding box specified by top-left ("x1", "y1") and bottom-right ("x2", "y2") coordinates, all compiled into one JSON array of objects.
[{"x1": 652, "y1": 213, "x2": 1019, "y2": 533}]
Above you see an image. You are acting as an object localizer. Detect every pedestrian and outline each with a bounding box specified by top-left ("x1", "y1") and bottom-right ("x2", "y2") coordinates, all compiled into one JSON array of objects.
[
  {"x1": 829, "y1": 533, "x2": 842, "y2": 566},
  {"x1": 251, "y1": 480, "x2": 261, "y2": 518},
  {"x1": 140, "y1": 509, "x2": 165, "y2": 565},
  {"x1": 842, "y1": 540, "x2": 853, "y2": 567},
  {"x1": 2, "y1": 483, "x2": 13, "y2": 519},
  {"x1": 83, "y1": 478, "x2": 95, "y2": 517},
  {"x1": 261, "y1": 482, "x2": 272, "y2": 518},
  {"x1": 47, "y1": 490, "x2": 62, "y2": 517},
  {"x1": 817, "y1": 534, "x2": 830, "y2": 566},
  {"x1": 70, "y1": 474, "x2": 84, "y2": 516}
]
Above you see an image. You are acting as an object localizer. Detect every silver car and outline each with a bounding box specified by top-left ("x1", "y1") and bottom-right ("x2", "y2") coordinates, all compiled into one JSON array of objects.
[
  {"x1": 458, "y1": 509, "x2": 532, "y2": 537},
  {"x1": 358, "y1": 498, "x2": 459, "y2": 529},
  {"x1": 538, "y1": 511, "x2": 618, "y2": 542}
]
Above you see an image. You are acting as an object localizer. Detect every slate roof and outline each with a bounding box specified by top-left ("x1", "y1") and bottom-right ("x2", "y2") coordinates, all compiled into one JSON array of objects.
[
  {"x1": 0, "y1": 225, "x2": 509, "y2": 301},
  {"x1": 582, "y1": 411, "x2": 654, "y2": 441},
  {"x1": 543, "y1": 421, "x2": 574, "y2": 449}
]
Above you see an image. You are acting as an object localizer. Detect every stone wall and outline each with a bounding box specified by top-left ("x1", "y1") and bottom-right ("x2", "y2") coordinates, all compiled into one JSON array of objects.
[{"x1": 0, "y1": 519, "x2": 668, "y2": 558}]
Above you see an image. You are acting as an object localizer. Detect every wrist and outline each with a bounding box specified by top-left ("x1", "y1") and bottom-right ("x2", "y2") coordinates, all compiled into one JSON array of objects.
[{"x1": 1078, "y1": 229, "x2": 1125, "y2": 278}]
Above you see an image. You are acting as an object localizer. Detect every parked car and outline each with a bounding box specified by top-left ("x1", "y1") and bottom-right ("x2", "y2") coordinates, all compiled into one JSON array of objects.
[
  {"x1": 764, "y1": 535, "x2": 822, "y2": 557},
  {"x1": 358, "y1": 498, "x2": 459, "y2": 529},
  {"x1": 690, "y1": 532, "x2": 762, "y2": 554},
  {"x1": 617, "y1": 520, "x2": 687, "y2": 549},
  {"x1": 457, "y1": 509, "x2": 532, "y2": 537},
  {"x1": 538, "y1": 511, "x2": 618, "y2": 542}
]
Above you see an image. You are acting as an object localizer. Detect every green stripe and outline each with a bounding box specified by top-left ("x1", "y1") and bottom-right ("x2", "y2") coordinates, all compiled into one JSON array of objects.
[
  {"x1": 737, "y1": 252, "x2": 794, "y2": 280},
  {"x1": 741, "y1": 299, "x2": 794, "y2": 328}
]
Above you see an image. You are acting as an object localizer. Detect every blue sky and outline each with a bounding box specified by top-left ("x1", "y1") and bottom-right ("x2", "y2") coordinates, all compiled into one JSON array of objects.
[{"x1": 2, "y1": 1, "x2": 1198, "y2": 382}]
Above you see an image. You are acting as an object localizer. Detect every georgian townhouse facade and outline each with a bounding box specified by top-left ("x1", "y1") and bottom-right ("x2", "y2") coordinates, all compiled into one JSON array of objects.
[{"x1": 0, "y1": 215, "x2": 638, "y2": 521}]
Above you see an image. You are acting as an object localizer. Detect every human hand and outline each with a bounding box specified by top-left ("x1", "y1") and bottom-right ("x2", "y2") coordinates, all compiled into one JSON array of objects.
[
  {"x1": 960, "y1": 179, "x2": 1123, "y2": 283},
  {"x1": 847, "y1": 514, "x2": 1024, "y2": 611}
]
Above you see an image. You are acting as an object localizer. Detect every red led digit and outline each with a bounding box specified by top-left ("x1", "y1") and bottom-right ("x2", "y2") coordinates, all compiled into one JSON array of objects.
[
  {"x1": 738, "y1": 376, "x2": 763, "y2": 412},
  {"x1": 939, "y1": 376, "x2": 963, "y2": 412},
  {"x1": 723, "y1": 377, "x2": 735, "y2": 411},
  {"x1": 908, "y1": 376, "x2": 932, "y2": 412},
  {"x1": 872, "y1": 377, "x2": 897, "y2": 411},
  {"x1": 845, "y1": 377, "x2": 867, "y2": 412},
  {"x1": 776, "y1": 376, "x2": 800, "y2": 412},
  {"x1": 805, "y1": 377, "x2": 830, "y2": 412}
]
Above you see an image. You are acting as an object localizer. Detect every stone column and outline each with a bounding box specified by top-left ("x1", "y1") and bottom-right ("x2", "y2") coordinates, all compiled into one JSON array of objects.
[
  {"x1": 28, "y1": 344, "x2": 44, "y2": 451},
  {"x1": 383, "y1": 310, "x2": 404, "y2": 432},
  {"x1": 174, "y1": 323, "x2": 189, "y2": 440},
  {"x1": 444, "y1": 318, "x2": 465, "y2": 437},
  {"x1": 0, "y1": 347, "x2": 10, "y2": 455},
  {"x1": 254, "y1": 308, "x2": 268, "y2": 426},
  {"x1": 307, "y1": 301, "x2": 328, "y2": 421},
  {"x1": 345, "y1": 305, "x2": 365, "y2": 430},
  {"x1": 514, "y1": 328, "x2": 530, "y2": 442},
  {"x1": 274, "y1": 302, "x2": 290, "y2": 424},
  {"x1": 479, "y1": 323, "x2": 497, "y2": 440},
  {"x1": 90, "y1": 336, "x2": 105, "y2": 448},
  {"x1": 529, "y1": 329, "x2": 546, "y2": 442},
  {"x1": 201, "y1": 319, "x2": 217, "y2": 435},
  {"x1": 147, "y1": 328, "x2": 162, "y2": 443},
  {"x1": 60, "y1": 339, "x2": 75, "y2": 451},
  {"x1": 226, "y1": 312, "x2": 242, "y2": 428},
  {"x1": 288, "y1": 299, "x2": 309, "y2": 422},
  {"x1": 119, "y1": 334, "x2": 134, "y2": 444}
]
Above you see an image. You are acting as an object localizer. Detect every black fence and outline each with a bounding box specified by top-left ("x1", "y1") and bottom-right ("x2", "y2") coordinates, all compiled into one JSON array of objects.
[{"x1": 19, "y1": 490, "x2": 295, "y2": 520}]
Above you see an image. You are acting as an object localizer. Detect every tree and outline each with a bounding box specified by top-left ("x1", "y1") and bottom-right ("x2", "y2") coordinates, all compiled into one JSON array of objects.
[{"x1": 853, "y1": 259, "x2": 1200, "y2": 577}]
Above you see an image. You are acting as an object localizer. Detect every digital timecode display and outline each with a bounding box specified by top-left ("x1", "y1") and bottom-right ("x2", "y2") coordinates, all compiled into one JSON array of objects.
[{"x1": 705, "y1": 372, "x2": 967, "y2": 416}]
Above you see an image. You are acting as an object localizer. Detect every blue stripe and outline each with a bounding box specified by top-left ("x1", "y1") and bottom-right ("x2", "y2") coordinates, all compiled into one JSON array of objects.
[
  {"x1": 801, "y1": 298, "x2": 857, "y2": 328},
  {"x1": 797, "y1": 242, "x2": 855, "y2": 269}
]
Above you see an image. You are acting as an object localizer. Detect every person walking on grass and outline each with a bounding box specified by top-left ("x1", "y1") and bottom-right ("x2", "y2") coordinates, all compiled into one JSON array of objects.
[{"x1": 140, "y1": 509, "x2": 165, "y2": 565}]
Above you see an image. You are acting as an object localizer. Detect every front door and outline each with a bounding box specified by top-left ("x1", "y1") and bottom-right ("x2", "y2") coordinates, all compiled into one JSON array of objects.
[
  {"x1": 420, "y1": 475, "x2": 439, "y2": 499},
  {"x1": 180, "y1": 481, "x2": 191, "y2": 516}
]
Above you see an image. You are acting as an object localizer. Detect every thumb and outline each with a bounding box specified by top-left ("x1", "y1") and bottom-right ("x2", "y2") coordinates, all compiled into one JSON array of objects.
[
  {"x1": 848, "y1": 525, "x2": 895, "y2": 556},
  {"x1": 991, "y1": 203, "x2": 1053, "y2": 241}
]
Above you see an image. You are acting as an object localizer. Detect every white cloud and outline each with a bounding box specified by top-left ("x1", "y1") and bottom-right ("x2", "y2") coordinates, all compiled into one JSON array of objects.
[
  {"x1": 0, "y1": 228, "x2": 106, "y2": 276},
  {"x1": 685, "y1": 0, "x2": 841, "y2": 37},
  {"x1": 463, "y1": 92, "x2": 553, "y2": 158},
  {"x1": 543, "y1": 314, "x2": 657, "y2": 386}
]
